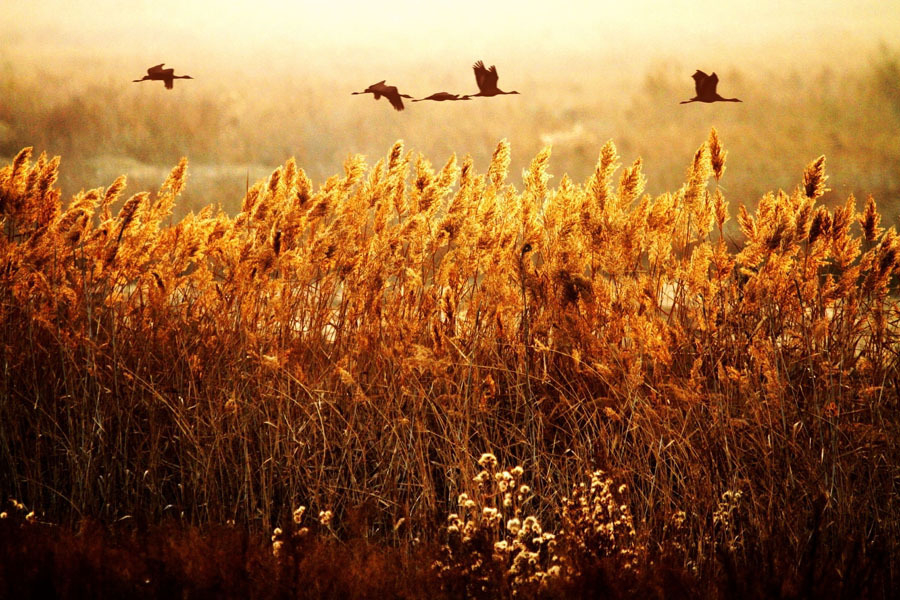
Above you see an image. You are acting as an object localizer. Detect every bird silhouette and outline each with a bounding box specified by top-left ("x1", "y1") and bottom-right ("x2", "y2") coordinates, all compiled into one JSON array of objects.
[
  {"x1": 133, "y1": 63, "x2": 193, "y2": 90},
  {"x1": 412, "y1": 92, "x2": 471, "y2": 102},
  {"x1": 467, "y1": 61, "x2": 520, "y2": 98},
  {"x1": 352, "y1": 81, "x2": 414, "y2": 111},
  {"x1": 680, "y1": 70, "x2": 741, "y2": 104}
]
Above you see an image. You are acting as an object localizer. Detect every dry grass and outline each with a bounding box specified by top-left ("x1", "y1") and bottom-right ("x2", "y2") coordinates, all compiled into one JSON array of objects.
[{"x1": 1, "y1": 131, "x2": 898, "y2": 596}]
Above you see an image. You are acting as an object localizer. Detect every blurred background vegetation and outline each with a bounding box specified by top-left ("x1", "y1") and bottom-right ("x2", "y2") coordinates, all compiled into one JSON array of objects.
[{"x1": 1, "y1": 4, "x2": 898, "y2": 224}]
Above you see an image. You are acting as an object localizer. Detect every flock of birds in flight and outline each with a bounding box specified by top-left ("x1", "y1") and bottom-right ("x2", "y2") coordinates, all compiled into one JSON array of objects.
[{"x1": 133, "y1": 61, "x2": 742, "y2": 109}]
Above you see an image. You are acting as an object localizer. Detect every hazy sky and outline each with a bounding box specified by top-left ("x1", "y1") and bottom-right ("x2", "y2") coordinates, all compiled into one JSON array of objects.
[{"x1": 6, "y1": 0, "x2": 898, "y2": 69}]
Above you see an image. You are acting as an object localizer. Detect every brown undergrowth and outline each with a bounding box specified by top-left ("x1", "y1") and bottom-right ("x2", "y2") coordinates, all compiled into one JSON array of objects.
[{"x1": 1, "y1": 131, "x2": 898, "y2": 596}]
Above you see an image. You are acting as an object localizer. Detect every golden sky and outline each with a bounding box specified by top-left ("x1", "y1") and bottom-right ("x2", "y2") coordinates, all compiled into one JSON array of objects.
[{"x1": 6, "y1": 0, "x2": 897, "y2": 69}]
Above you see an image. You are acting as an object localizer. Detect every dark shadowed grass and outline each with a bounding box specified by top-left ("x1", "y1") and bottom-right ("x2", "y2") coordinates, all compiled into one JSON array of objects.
[{"x1": 0, "y1": 500, "x2": 892, "y2": 599}]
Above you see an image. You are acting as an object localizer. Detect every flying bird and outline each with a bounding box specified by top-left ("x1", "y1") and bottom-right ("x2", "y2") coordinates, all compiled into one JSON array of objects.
[
  {"x1": 680, "y1": 70, "x2": 741, "y2": 104},
  {"x1": 352, "y1": 81, "x2": 414, "y2": 111},
  {"x1": 412, "y1": 92, "x2": 471, "y2": 102},
  {"x1": 467, "y1": 60, "x2": 520, "y2": 98},
  {"x1": 133, "y1": 63, "x2": 193, "y2": 90}
]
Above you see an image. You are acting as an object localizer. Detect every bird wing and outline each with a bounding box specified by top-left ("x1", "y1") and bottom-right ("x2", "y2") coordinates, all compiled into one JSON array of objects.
[
  {"x1": 364, "y1": 81, "x2": 389, "y2": 99},
  {"x1": 386, "y1": 90, "x2": 405, "y2": 111},
  {"x1": 692, "y1": 70, "x2": 709, "y2": 95},
  {"x1": 148, "y1": 63, "x2": 166, "y2": 75},
  {"x1": 484, "y1": 65, "x2": 500, "y2": 90},
  {"x1": 473, "y1": 61, "x2": 490, "y2": 92},
  {"x1": 164, "y1": 77, "x2": 174, "y2": 90},
  {"x1": 485, "y1": 65, "x2": 499, "y2": 90},
  {"x1": 701, "y1": 72, "x2": 720, "y2": 97}
]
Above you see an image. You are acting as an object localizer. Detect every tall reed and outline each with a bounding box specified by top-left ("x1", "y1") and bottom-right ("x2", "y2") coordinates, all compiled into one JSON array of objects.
[{"x1": 1, "y1": 132, "x2": 897, "y2": 588}]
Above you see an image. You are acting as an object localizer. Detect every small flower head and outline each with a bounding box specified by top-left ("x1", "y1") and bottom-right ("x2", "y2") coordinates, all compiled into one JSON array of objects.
[
  {"x1": 478, "y1": 453, "x2": 498, "y2": 469},
  {"x1": 507, "y1": 518, "x2": 522, "y2": 535},
  {"x1": 293, "y1": 506, "x2": 306, "y2": 524}
]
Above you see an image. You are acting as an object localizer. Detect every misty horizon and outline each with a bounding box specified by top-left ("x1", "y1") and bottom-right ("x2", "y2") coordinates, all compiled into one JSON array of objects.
[{"x1": 2, "y1": 0, "x2": 899, "y2": 220}]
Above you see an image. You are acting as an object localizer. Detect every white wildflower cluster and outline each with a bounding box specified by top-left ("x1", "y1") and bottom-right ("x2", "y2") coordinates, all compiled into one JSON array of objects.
[
  {"x1": 478, "y1": 453, "x2": 498, "y2": 469},
  {"x1": 271, "y1": 527, "x2": 284, "y2": 557},
  {"x1": 292, "y1": 505, "x2": 306, "y2": 524},
  {"x1": 435, "y1": 452, "x2": 564, "y2": 594},
  {"x1": 497, "y1": 514, "x2": 560, "y2": 590},
  {"x1": 712, "y1": 489, "x2": 744, "y2": 551},
  {"x1": 271, "y1": 504, "x2": 315, "y2": 558},
  {"x1": 712, "y1": 490, "x2": 742, "y2": 527},
  {"x1": 561, "y1": 470, "x2": 640, "y2": 570},
  {"x1": 1, "y1": 499, "x2": 32, "y2": 523},
  {"x1": 318, "y1": 509, "x2": 333, "y2": 527}
]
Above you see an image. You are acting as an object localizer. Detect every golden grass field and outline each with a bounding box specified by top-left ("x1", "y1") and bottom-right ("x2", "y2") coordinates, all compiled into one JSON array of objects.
[
  {"x1": 1, "y1": 23, "x2": 900, "y2": 595},
  {"x1": 1, "y1": 116, "x2": 898, "y2": 596}
]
